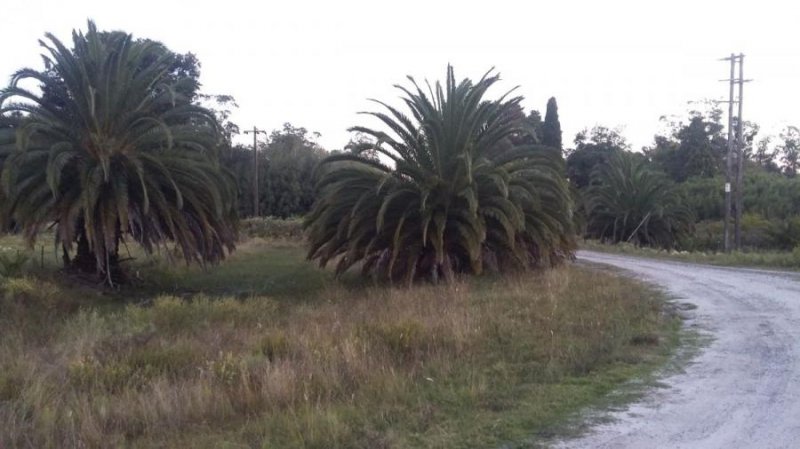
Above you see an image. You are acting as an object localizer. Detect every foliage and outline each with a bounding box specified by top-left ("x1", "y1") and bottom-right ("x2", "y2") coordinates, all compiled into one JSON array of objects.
[
  {"x1": 679, "y1": 168, "x2": 800, "y2": 222},
  {"x1": 683, "y1": 214, "x2": 776, "y2": 252},
  {"x1": 525, "y1": 109, "x2": 544, "y2": 143},
  {"x1": 678, "y1": 176, "x2": 724, "y2": 221},
  {"x1": 586, "y1": 151, "x2": 693, "y2": 248},
  {"x1": 766, "y1": 217, "x2": 800, "y2": 250},
  {"x1": 777, "y1": 126, "x2": 799, "y2": 177},
  {"x1": 753, "y1": 136, "x2": 781, "y2": 173},
  {"x1": 541, "y1": 97, "x2": 562, "y2": 150},
  {"x1": 646, "y1": 109, "x2": 727, "y2": 182},
  {"x1": 221, "y1": 123, "x2": 326, "y2": 218},
  {"x1": 240, "y1": 217, "x2": 304, "y2": 240},
  {"x1": 261, "y1": 124, "x2": 326, "y2": 217},
  {"x1": 566, "y1": 126, "x2": 630, "y2": 189},
  {"x1": 0, "y1": 22, "x2": 237, "y2": 284},
  {"x1": 0, "y1": 249, "x2": 29, "y2": 278},
  {"x1": 305, "y1": 66, "x2": 575, "y2": 283}
]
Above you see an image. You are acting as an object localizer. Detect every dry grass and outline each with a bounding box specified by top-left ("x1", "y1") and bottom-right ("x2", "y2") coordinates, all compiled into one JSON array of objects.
[{"x1": 0, "y1": 241, "x2": 678, "y2": 448}]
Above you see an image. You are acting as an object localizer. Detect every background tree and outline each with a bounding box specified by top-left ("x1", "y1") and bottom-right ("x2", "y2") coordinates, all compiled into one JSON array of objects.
[
  {"x1": 777, "y1": 126, "x2": 800, "y2": 177},
  {"x1": 344, "y1": 132, "x2": 379, "y2": 161},
  {"x1": 753, "y1": 136, "x2": 780, "y2": 173},
  {"x1": 526, "y1": 110, "x2": 543, "y2": 143},
  {"x1": 647, "y1": 109, "x2": 726, "y2": 182},
  {"x1": 0, "y1": 21, "x2": 237, "y2": 284},
  {"x1": 219, "y1": 123, "x2": 326, "y2": 219},
  {"x1": 541, "y1": 97, "x2": 562, "y2": 150},
  {"x1": 566, "y1": 126, "x2": 630, "y2": 189},
  {"x1": 305, "y1": 66, "x2": 575, "y2": 283},
  {"x1": 261, "y1": 124, "x2": 326, "y2": 218}
]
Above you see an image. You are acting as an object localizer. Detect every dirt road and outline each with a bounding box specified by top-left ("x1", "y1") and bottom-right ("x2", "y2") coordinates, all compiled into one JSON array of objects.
[{"x1": 558, "y1": 251, "x2": 800, "y2": 449}]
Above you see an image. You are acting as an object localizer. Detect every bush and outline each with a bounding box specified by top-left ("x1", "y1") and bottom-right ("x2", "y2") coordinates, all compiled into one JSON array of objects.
[
  {"x1": 240, "y1": 217, "x2": 305, "y2": 240},
  {"x1": 767, "y1": 217, "x2": 800, "y2": 250},
  {"x1": 680, "y1": 214, "x2": 800, "y2": 252},
  {"x1": 0, "y1": 250, "x2": 29, "y2": 278},
  {"x1": 1, "y1": 277, "x2": 63, "y2": 314}
]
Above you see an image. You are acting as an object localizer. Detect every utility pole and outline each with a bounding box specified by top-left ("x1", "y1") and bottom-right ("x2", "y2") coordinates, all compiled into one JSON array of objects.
[
  {"x1": 722, "y1": 54, "x2": 735, "y2": 253},
  {"x1": 243, "y1": 126, "x2": 267, "y2": 217},
  {"x1": 734, "y1": 54, "x2": 747, "y2": 250},
  {"x1": 719, "y1": 53, "x2": 751, "y2": 252}
]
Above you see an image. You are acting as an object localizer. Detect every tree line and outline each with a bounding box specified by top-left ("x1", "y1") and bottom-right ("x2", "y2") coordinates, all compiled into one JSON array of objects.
[
  {"x1": 1, "y1": 21, "x2": 797, "y2": 286},
  {"x1": 566, "y1": 108, "x2": 800, "y2": 251}
]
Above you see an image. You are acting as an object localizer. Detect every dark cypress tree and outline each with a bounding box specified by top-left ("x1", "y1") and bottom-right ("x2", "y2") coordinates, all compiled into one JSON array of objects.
[{"x1": 542, "y1": 97, "x2": 563, "y2": 150}]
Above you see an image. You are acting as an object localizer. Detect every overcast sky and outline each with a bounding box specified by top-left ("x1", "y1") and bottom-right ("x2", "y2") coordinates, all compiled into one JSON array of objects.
[{"x1": 2, "y1": 0, "x2": 798, "y2": 150}]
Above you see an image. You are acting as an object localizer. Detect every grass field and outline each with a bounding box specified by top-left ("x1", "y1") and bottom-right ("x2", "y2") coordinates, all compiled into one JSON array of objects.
[
  {"x1": 0, "y1": 237, "x2": 681, "y2": 448},
  {"x1": 582, "y1": 239, "x2": 800, "y2": 271}
]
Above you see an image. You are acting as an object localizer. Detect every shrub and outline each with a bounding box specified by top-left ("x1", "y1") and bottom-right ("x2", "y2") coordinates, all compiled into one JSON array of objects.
[
  {"x1": 240, "y1": 217, "x2": 305, "y2": 240},
  {"x1": 0, "y1": 250, "x2": 29, "y2": 278},
  {"x1": 767, "y1": 217, "x2": 800, "y2": 250},
  {"x1": 681, "y1": 215, "x2": 800, "y2": 252}
]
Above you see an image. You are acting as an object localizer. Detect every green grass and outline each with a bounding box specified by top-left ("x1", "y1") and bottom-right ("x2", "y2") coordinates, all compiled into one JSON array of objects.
[
  {"x1": 137, "y1": 239, "x2": 333, "y2": 298},
  {"x1": 582, "y1": 239, "x2": 800, "y2": 271},
  {"x1": 0, "y1": 237, "x2": 683, "y2": 449}
]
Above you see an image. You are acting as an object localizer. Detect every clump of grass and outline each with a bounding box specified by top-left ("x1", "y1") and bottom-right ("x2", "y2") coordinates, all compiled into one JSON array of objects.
[
  {"x1": 0, "y1": 250, "x2": 30, "y2": 277},
  {"x1": 255, "y1": 331, "x2": 291, "y2": 361},
  {"x1": 0, "y1": 241, "x2": 680, "y2": 449},
  {"x1": 126, "y1": 295, "x2": 280, "y2": 334}
]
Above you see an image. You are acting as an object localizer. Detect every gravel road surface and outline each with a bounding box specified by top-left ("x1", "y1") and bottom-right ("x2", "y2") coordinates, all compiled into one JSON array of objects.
[{"x1": 558, "y1": 251, "x2": 800, "y2": 449}]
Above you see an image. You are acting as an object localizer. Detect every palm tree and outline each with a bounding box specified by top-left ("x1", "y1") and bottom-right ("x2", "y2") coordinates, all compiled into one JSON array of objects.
[
  {"x1": 585, "y1": 151, "x2": 692, "y2": 248},
  {"x1": 305, "y1": 66, "x2": 575, "y2": 283},
  {"x1": 0, "y1": 22, "x2": 237, "y2": 285}
]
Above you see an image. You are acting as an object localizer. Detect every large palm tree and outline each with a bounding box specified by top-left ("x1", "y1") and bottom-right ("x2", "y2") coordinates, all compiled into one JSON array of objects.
[
  {"x1": 585, "y1": 151, "x2": 693, "y2": 248},
  {"x1": 0, "y1": 22, "x2": 237, "y2": 285},
  {"x1": 305, "y1": 66, "x2": 575, "y2": 283}
]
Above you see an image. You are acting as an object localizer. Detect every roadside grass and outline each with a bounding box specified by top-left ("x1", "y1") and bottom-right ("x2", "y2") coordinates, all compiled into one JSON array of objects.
[
  {"x1": 0, "y1": 237, "x2": 681, "y2": 448},
  {"x1": 136, "y1": 238, "x2": 336, "y2": 299},
  {"x1": 582, "y1": 239, "x2": 800, "y2": 271}
]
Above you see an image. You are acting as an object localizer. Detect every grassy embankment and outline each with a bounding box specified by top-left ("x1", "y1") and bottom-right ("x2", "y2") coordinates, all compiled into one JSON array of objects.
[
  {"x1": 582, "y1": 239, "x2": 800, "y2": 271},
  {"x1": 1, "y1": 228, "x2": 681, "y2": 448}
]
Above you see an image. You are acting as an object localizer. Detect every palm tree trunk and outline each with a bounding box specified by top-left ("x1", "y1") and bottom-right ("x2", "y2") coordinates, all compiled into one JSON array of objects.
[
  {"x1": 72, "y1": 227, "x2": 96, "y2": 274},
  {"x1": 71, "y1": 225, "x2": 125, "y2": 285}
]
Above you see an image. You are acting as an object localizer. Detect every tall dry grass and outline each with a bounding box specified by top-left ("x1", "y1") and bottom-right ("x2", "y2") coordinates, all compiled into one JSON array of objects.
[{"x1": 0, "y1": 262, "x2": 675, "y2": 448}]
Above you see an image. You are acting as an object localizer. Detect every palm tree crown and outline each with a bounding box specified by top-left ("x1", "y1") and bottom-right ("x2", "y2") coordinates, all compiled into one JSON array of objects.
[
  {"x1": 0, "y1": 21, "x2": 237, "y2": 284},
  {"x1": 586, "y1": 151, "x2": 692, "y2": 248},
  {"x1": 305, "y1": 66, "x2": 575, "y2": 283}
]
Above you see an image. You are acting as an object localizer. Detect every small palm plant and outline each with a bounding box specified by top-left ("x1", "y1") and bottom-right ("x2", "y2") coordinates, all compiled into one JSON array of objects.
[
  {"x1": 585, "y1": 151, "x2": 693, "y2": 248},
  {"x1": 305, "y1": 66, "x2": 575, "y2": 283},
  {"x1": 0, "y1": 22, "x2": 237, "y2": 284}
]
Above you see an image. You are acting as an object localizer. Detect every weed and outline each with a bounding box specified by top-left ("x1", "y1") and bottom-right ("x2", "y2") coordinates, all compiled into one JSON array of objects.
[{"x1": 0, "y1": 239, "x2": 680, "y2": 449}]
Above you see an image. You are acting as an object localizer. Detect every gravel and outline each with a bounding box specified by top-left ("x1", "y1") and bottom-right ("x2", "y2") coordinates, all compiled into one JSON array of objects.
[{"x1": 557, "y1": 251, "x2": 800, "y2": 449}]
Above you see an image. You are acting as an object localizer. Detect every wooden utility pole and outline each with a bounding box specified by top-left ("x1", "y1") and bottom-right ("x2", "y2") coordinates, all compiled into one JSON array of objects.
[
  {"x1": 719, "y1": 53, "x2": 751, "y2": 252},
  {"x1": 723, "y1": 54, "x2": 735, "y2": 253},
  {"x1": 243, "y1": 126, "x2": 267, "y2": 217},
  {"x1": 734, "y1": 54, "x2": 746, "y2": 250}
]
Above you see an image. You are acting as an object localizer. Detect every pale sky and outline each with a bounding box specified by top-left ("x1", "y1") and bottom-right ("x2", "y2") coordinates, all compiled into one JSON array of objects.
[{"x1": 2, "y1": 0, "x2": 798, "y2": 151}]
